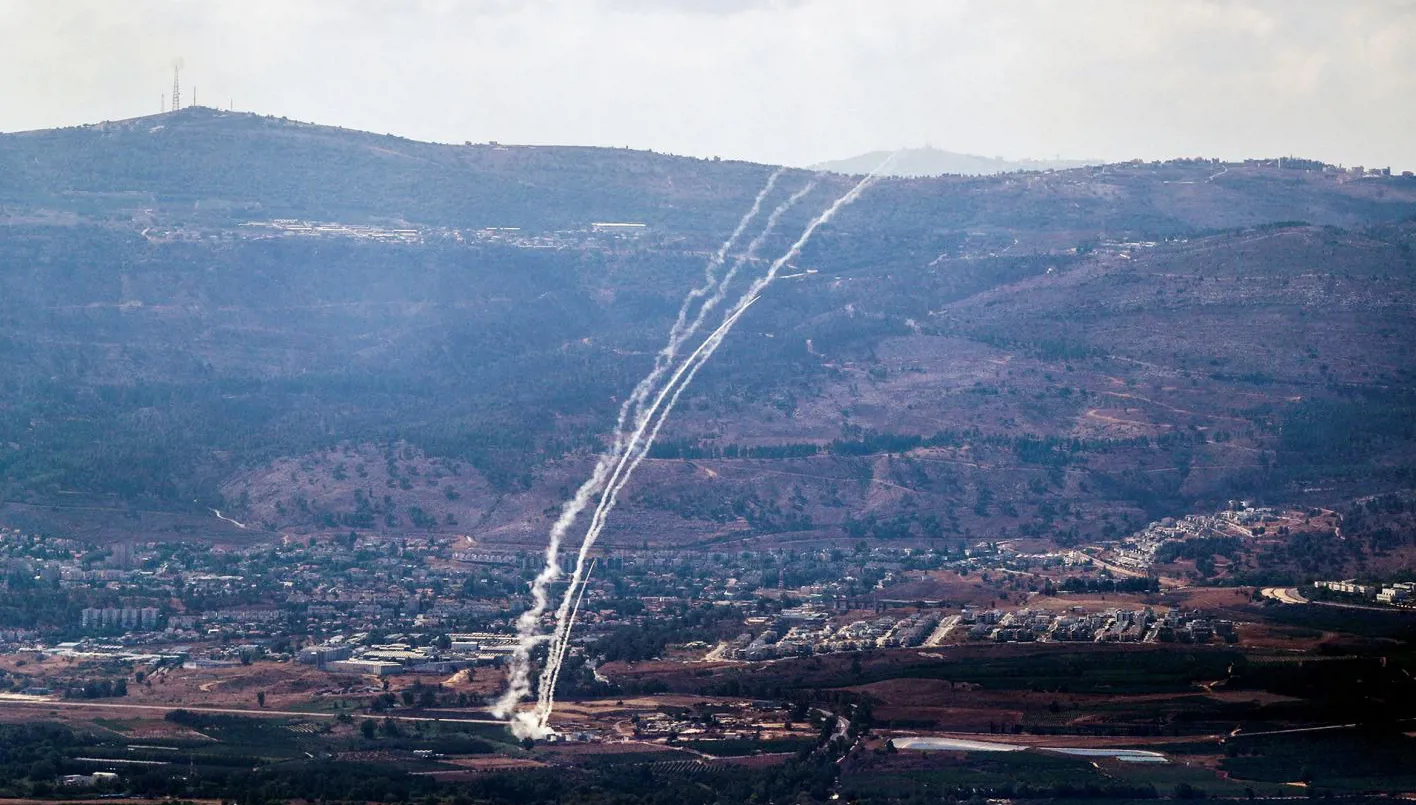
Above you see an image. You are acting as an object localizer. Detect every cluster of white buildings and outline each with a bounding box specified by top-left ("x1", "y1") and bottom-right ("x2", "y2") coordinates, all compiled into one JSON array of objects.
[
  {"x1": 1316, "y1": 579, "x2": 1415, "y2": 606},
  {"x1": 963, "y1": 606, "x2": 1234, "y2": 645},
  {"x1": 1377, "y1": 583, "x2": 1414, "y2": 604},
  {"x1": 718, "y1": 600, "x2": 1241, "y2": 662},
  {"x1": 1109, "y1": 502, "x2": 1280, "y2": 571},
  {"x1": 464, "y1": 221, "x2": 649, "y2": 250},
  {"x1": 79, "y1": 606, "x2": 160, "y2": 631},
  {"x1": 241, "y1": 219, "x2": 422, "y2": 243},
  {"x1": 61, "y1": 772, "x2": 118, "y2": 787},
  {"x1": 0, "y1": 627, "x2": 34, "y2": 643},
  {"x1": 297, "y1": 630, "x2": 520, "y2": 677},
  {"x1": 724, "y1": 607, "x2": 941, "y2": 661}
]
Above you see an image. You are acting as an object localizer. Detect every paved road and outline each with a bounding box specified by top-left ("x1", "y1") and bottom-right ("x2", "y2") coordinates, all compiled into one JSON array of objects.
[
  {"x1": 924, "y1": 615, "x2": 962, "y2": 647},
  {"x1": 1227, "y1": 723, "x2": 1355, "y2": 740},
  {"x1": 0, "y1": 697, "x2": 505, "y2": 725},
  {"x1": 1079, "y1": 550, "x2": 1150, "y2": 579},
  {"x1": 1260, "y1": 587, "x2": 1309, "y2": 605}
]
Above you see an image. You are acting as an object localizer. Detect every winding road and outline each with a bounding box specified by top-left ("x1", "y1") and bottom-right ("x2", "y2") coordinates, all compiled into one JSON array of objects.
[{"x1": 1260, "y1": 587, "x2": 1310, "y2": 605}]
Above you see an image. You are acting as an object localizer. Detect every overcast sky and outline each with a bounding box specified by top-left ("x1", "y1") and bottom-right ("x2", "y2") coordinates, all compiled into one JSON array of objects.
[{"x1": 3, "y1": 0, "x2": 1413, "y2": 169}]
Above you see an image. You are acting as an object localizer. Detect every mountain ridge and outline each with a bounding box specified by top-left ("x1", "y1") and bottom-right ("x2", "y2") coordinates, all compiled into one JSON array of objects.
[
  {"x1": 2, "y1": 111, "x2": 1415, "y2": 555},
  {"x1": 813, "y1": 146, "x2": 1093, "y2": 177}
]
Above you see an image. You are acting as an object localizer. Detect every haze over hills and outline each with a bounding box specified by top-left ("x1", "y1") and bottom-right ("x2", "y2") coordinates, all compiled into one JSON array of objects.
[
  {"x1": 813, "y1": 146, "x2": 1092, "y2": 177},
  {"x1": 8, "y1": 2, "x2": 1416, "y2": 794},
  {"x1": 2, "y1": 108, "x2": 1416, "y2": 564}
]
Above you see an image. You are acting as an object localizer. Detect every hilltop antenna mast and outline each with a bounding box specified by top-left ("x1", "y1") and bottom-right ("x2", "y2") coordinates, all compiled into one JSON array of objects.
[{"x1": 171, "y1": 59, "x2": 183, "y2": 112}]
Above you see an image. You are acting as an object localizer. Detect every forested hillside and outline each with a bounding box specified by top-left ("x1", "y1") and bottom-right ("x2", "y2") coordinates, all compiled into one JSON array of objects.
[{"x1": 2, "y1": 108, "x2": 1415, "y2": 546}]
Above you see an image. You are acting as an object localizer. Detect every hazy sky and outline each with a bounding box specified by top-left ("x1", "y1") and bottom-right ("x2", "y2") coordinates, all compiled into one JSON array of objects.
[{"x1": 4, "y1": 0, "x2": 1414, "y2": 169}]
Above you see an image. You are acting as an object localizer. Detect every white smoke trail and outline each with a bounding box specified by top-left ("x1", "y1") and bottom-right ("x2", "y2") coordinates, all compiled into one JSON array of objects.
[
  {"x1": 662, "y1": 168, "x2": 785, "y2": 356},
  {"x1": 567, "y1": 559, "x2": 595, "y2": 640},
  {"x1": 605, "y1": 167, "x2": 783, "y2": 493},
  {"x1": 531, "y1": 298, "x2": 761, "y2": 725},
  {"x1": 619, "y1": 167, "x2": 787, "y2": 449},
  {"x1": 492, "y1": 169, "x2": 784, "y2": 723},
  {"x1": 535, "y1": 183, "x2": 817, "y2": 711},
  {"x1": 533, "y1": 159, "x2": 895, "y2": 731},
  {"x1": 545, "y1": 558, "x2": 595, "y2": 699},
  {"x1": 541, "y1": 558, "x2": 595, "y2": 703},
  {"x1": 491, "y1": 461, "x2": 608, "y2": 720},
  {"x1": 673, "y1": 180, "x2": 818, "y2": 370}
]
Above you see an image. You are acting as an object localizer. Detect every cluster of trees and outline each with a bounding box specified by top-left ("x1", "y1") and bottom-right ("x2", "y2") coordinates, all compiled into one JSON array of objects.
[
  {"x1": 0, "y1": 573, "x2": 104, "y2": 631},
  {"x1": 651, "y1": 428, "x2": 1149, "y2": 467},
  {"x1": 1155, "y1": 536, "x2": 1241, "y2": 565},
  {"x1": 1055, "y1": 575, "x2": 1159, "y2": 594},
  {"x1": 1340, "y1": 492, "x2": 1416, "y2": 552},
  {"x1": 633, "y1": 485, "x2": 815, "y2": 532},
  {"x1": 1248, "y1": 528, "x2": 1365, "y2": 578},
  {"x1": 62, "y1": 677, "x2": 128, "y2": 699},
  {"x1": 1278, "y1": 388, "x2": 1416, "y2": 485},
  {"x1": 648, "y1": 439, "x2": 821, "y2": 460},
  {"x1": 0, "y1": 723, "x2": 94, "y2": 796},
  {"x1": 594, "y1": 604, "x2": 742, "y2": 663},
  {"x1": 364, "y1": 680, "x2": 481, "y2": 712}
]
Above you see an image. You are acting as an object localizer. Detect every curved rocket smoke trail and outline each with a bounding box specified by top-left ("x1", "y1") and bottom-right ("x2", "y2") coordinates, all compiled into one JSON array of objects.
[
  {"x1": 534, "y1": 181, "x2": 817, "y2": 714},
  {"x1": 534, "y1": 297, "x2": 763, "y2": 720},
  {"x1": 531, "y1": 159, "x2": 895, "y2": 733},
  {"x1": 492, "y1": 168, "x2": 785, "y2": 723}
]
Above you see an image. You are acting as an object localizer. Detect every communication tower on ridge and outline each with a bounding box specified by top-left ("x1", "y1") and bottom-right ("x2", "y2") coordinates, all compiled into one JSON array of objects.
[{"x1": 171, "y1": 60, "x2": 182, "y2": 112}]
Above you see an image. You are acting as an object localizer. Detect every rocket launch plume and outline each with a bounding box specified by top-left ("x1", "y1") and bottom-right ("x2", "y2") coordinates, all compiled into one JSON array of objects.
[
  {"x1": 533, "y1": 182, "x2": 816, "y2": 719},
  {"x1": 534, "y1": 297, "x2": 763, "y2": 720},
  {"x1": 490, "y1": 460, "x2": 608, "y2": 720},
  {"x1": 542, "y1": 558, "x2": 595, "y2": 710},
  {"x1": 492, "y1": 169, "x2": 785, "y2": 726},
  {"x1": 531, "y1": 157, "x2": 895, "y2": 732}
]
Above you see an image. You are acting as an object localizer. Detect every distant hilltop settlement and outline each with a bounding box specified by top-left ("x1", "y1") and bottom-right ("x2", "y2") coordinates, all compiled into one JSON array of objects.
[{"x1": 135, "y1": 218, "x2": 653, "y2": 250}]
